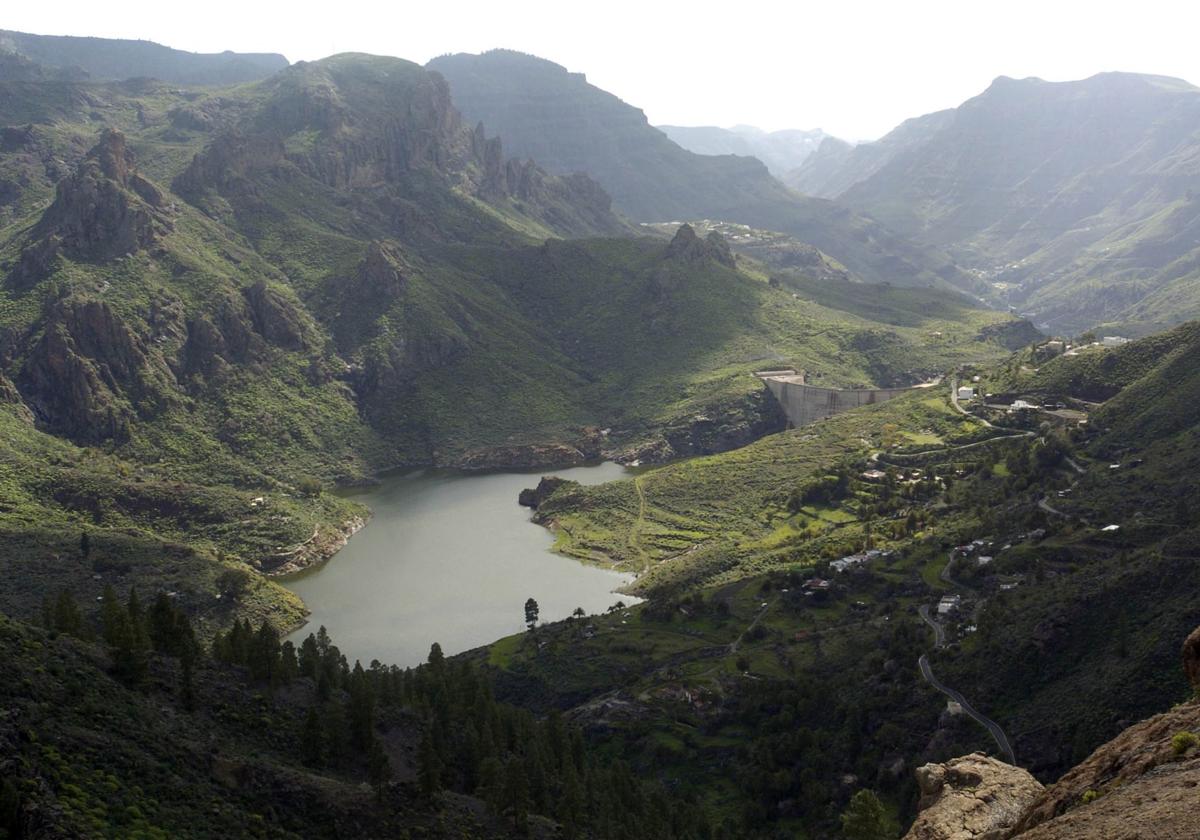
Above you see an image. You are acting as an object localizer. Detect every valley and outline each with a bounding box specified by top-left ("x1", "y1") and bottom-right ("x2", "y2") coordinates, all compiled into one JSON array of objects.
[{"x1": 0, "y1": 20, "x2": 1198, "y2": 840}]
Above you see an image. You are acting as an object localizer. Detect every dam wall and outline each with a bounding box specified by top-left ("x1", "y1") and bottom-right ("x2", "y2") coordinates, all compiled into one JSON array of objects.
[{"x1": 757, "y1": 372, "x2": 922, "y2": 427}]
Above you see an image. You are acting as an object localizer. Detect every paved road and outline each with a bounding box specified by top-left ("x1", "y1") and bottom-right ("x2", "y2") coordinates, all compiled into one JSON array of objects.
[
  {"x1": 919, "y1": 653, "x2": 1017, "y2": 765},
  {"x1": 950, "y1": 376, "x2": 993, "y2": 427},
  {"x1": 919, "y1": 546, "x2": 1017, "y2": 765},
  {"x1": 918, "y1": 604, "x2": 946, "y2": 648}
]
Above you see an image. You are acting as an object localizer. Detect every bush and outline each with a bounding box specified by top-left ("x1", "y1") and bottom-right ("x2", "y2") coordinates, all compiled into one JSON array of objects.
[
  {"x1": 296, "y1": 476, "x2": 323, "y2": 497},
  {"x1": 1170, "y1": 731, "x2": 1198, "y2": 757}
]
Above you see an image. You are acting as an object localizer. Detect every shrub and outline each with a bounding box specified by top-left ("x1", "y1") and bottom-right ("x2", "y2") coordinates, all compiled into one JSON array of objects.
[
  {"x1": 1170, "y1": 731, "x2": 1198, "y2": 757},
  {"x1": 296, "y1": 475, "x2": 323, "y2": 497}
]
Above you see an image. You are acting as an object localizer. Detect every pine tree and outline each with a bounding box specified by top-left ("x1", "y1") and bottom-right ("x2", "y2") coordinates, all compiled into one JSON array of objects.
[
  {"x1": 79, "y1": 531, "x2": 90, "y2": 559},
  {"x1": 298, "y1": 633, "x2": 320, "y2": 678},
  {"x1": 367, "y1": 738, "x2": 392, "y2": 801},
  {"x1": 301, "y1": 707, "x2": 324, "y2": 766},
  {"x1": 417, "y1": 728, "x2": 441, "y2": 800},
  {"x1": 504, "y1": 757, "x2": 530, "y2": 834},
  {"x1": 524, "y1": 598, "x2": 539, "y2": 631},
  {"x1": 52, "y1": 589, "x2": 87, "y2": 639},
  {"x1": 840, "y1": 789, "x2": 898, "y2": 840}
]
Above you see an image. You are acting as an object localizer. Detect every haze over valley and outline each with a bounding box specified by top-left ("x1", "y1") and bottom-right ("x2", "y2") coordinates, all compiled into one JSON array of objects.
[{"x1": 2, "y1": 7, "x2": 1200, "y2": 838}]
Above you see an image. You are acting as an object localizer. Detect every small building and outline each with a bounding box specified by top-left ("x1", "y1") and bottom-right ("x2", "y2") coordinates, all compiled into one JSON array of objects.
[
  {"x1": 937, "y1": 595, "x2": 962, "y2": 616},
  {"x1": 977, "y1": 555, "x2": 993, "y2": 567},
  {"x1": 803, "y1": 578, "x2": 831, "y2": 591},
  {"x1": 957, "y1": 386, "x2": 975, "y2": 400},
  {"x1": 830, "y1": 554, "x2": 869, "y2": 573},
  {"x1": 1101, "y1": 524, "x2": 1121, "y2": 533},
  {"x1": 1010, "y1": 399, "x2": 1036, "y2": 411},
  {"x1": 861, "y1": 469, "x2": 888, "y2": 481},
  {"x1": 1102, "y1": 336, "x2": 1131, "y2": 348}
]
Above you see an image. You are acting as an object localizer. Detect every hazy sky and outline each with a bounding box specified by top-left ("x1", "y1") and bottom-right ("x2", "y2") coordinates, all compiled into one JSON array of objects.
[{"x1": 7, "y1": 0, "x2": 1199, "y2": 139}]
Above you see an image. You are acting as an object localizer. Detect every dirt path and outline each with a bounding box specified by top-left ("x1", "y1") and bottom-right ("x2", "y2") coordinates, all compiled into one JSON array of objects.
[{"x1": 628, "y1": 476, "x2": 652, "y2": 575}]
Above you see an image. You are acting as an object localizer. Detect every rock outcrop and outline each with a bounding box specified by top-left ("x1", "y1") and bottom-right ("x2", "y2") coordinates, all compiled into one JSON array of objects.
[
  {"x1": 517, "y1": 476, "x2": 575, "y2": 509},
  {"x1": 14, "y1": 130, "x2": 171, "y2": 282},
  {"x1": 905, "y1": 628, "x2": 1200, "y2": 840},
  {"x1": 904, "y1": 753, "x2": 1043, "y2": 840},
  {"x1": 19, "y1": 298, "x2": 175, "y2": 441},
  {"x1": 1011, "y1": 697, "x2": 1200, "y2": 838},
  {"x1": 664, "y1": 224, "x2": 736, "y2": 268}
]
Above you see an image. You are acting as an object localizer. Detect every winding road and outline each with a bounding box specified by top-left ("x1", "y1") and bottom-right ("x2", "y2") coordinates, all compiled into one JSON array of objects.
[
  {"x1": 919, "y1": 652, "x2": 1016, "y2": 765},
  {"x1": 918, "y1": 589, "x2": 1016, "y2": 764},
  {"x1": 913, "y1": 384, "x2": 1020, "y2": 767}
]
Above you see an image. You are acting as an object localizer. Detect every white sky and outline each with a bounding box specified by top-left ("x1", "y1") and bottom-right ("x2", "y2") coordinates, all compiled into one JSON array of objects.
[{"x1": 6, "y1": 0, "x2": 1199, "y2": 140}]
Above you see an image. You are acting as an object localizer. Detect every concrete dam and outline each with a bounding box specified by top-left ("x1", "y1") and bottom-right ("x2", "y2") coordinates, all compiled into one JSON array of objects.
[{"x1": 756, "y1": 370, "x2": 930, "y2": 427}]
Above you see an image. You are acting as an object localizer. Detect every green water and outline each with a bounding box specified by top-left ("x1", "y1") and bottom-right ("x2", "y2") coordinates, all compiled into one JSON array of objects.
[{"x1": 282, "y1": 462, "x2": 634, "y2": 667}]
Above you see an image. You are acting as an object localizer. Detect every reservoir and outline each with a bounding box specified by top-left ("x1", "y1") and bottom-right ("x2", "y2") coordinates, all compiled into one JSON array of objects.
[{"x1": 282, "y1": 461, "x2": 635, "y2": 668}]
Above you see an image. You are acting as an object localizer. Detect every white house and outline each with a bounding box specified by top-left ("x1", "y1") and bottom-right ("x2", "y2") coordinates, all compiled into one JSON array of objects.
[
  {"x1": 957, "y1": 386, "x2": 975, "y2": 400},
  {"x1": 937, "y1": 594, "x2": 962, "y2": 616},
  {"x1": 1102, "y1": 336, "x2": 1131, "y2": 348}
]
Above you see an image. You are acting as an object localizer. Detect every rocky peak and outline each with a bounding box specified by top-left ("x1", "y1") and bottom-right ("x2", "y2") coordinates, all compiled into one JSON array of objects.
[
  {"x1": 665, "y1": 224, "x2": 736, "y2": 268},
  {"x1": 904, "y1": 753, "x2": 1043, "y2": 840},
  {"x1": 13, "y1": 129, "x2": 171, "y2": 283}
]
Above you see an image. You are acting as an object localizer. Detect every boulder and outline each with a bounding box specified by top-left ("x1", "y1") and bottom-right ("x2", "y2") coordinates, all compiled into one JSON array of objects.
[{"x1": 904, "y1": 753, "x2": 1043, "y2": 840}]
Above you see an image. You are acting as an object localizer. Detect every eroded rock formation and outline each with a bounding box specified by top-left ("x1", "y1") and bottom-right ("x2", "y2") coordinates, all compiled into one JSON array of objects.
[{"x1": 904, "y1": 753, "x2": 1043, "y2": 840}]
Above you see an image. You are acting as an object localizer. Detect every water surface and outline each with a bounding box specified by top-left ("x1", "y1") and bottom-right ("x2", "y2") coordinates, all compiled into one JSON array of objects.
[{"x1": 283, "y1": 462, "x2": 634, "y2": 667}]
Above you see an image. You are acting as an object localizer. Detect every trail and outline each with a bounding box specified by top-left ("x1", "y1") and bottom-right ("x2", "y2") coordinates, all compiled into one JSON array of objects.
[{"x1": 628, "y1": 476, "x2": 651, "y2": 575}]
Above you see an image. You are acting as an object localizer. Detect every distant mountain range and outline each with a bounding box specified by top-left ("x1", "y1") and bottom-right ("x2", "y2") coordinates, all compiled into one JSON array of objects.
[
  {"x1": 656, "y1": 124, "x2": 832, "y2": 176},
  {"x1": 428, "y1": 50, "x2": 977, "y2": 293},
  {"x1": 789, "y1": 72, "x2": 1200, "y2": 335},
  {"x1": 0, "y1": 29, "x2": 287, "y2": 85}
]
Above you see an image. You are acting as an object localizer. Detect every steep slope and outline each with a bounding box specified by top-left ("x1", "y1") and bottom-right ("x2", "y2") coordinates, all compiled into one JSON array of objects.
[
  {"x1": 791, "y1": 72, "x2": 1200, "y2": 333},
  {"x1": 428, "y1": 50, "x2": 981, "y2": 293},
  {"x1": 0, "y1": 29, "x2": 287, "y2": 85},
  {"x1": 657, "y1": 124, "x2": 830, "y2": 176}
]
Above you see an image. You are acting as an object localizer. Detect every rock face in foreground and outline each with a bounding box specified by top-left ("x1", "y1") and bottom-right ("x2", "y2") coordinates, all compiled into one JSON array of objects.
[
  {"x1": 905, "y1": 629, "x2": 1200, "y2": 840},
  {"x1": 1012, "y1": 698, "x2": 1200, "y2": 839},
  {"x1": 904, "y1": 753, "x2": 1043, "y2": 840}
]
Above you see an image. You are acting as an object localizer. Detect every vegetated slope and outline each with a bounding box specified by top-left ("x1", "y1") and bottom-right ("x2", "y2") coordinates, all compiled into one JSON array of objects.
[
  {"x1": 0, "y1": 51, "x2": 1019, "y2": 628},
  {"x1": 789, "y1": 72, "x2": 1200, "y2": 334},
  {"x1": 0, "y1": 29, "x2": 288, "y2": 85},
  {"x1": 657, "y1": 124, "x2": 831, "y2": 176},
  {"x1": 505, "y1": 323, "x2": 1200, "y2": 832},
  {"x1": 428, "y1": 50, "x2": 982, "y2": 294},
  {"x1": 0, "y1": 609, "x2": 703, "y2": 839}
]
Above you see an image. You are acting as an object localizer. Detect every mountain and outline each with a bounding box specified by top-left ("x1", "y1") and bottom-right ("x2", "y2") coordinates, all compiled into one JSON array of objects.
[
  {"x1": 0, "y1": 29, "x2": 288, "y2": 85},
  {"x1": 428, "y1": 50, "x2": 983, "y2": 293},
  {"x1": 656, "y1": 124, "x2": 831, "y2": 176},
  {"x1": 787, "y1": 72, "x2": 1200, "y2": 334},
  {"x1": 0, "y1": 46, "x2": 1024, "y2": 639}
]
